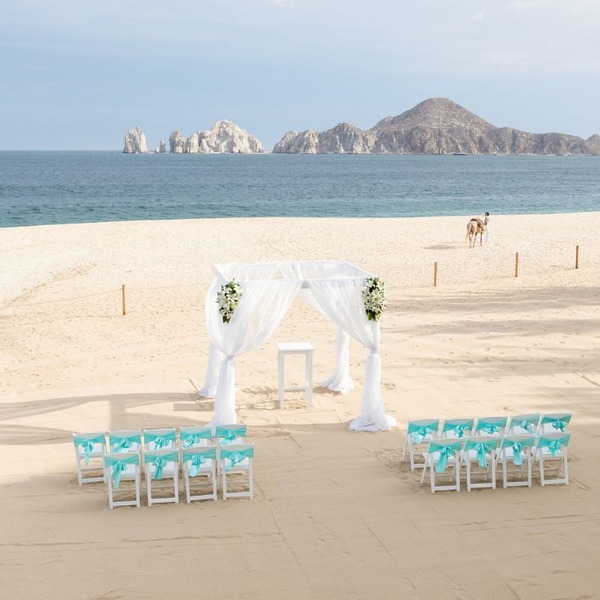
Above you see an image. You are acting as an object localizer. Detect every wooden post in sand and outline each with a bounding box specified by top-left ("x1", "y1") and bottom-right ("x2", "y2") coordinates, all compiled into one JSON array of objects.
[
  {"x1": 433, "y1": 262, "x2": 438, "y2": 287},
  {"x1": 122, "y1": 284, "x2": 127, "y2": 316},
  {"x1": 575, "y1": 245, "x2": 580, "y2": 269},
  {"x1": 515, "y1": 252, "x2": 519, "y2": 278}
]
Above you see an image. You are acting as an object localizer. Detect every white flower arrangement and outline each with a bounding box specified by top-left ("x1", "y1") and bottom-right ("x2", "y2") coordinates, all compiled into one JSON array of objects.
[
  {"x1": 217, "y1": 279, "x2": 242, "y2": 324},
  {"x1": 362, "y1": 277, "x2": 386, "y2": 322}
]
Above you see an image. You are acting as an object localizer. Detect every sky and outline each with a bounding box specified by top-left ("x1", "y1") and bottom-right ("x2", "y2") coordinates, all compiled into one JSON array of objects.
[{"x1": 1, "y1": 0, "x2": 600, "y2": 150}]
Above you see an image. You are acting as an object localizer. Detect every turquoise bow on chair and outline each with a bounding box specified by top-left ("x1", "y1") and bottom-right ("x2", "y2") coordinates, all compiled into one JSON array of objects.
[
  {"x1": 435, "y1": 445, "x2": 457, "y2": 473},
  {"x1": 221, "y1": 446, "x2": 254, "y2": 471},
  {"x1": 105, "y1": 454, "x2": 139, "y2": 489},
  {"x1": 182, "y1": 433, "x2": 200, "y2": 448},
  {"x1": 117, "y1": 438, "x2": 132, "y2": 451},
  {"x1": 475, "y1": 443, "x2": 490, "y2": 468},
  {"x1": 74, "y1": 433, "x2": 105, "y2": 464},
  {"x1": 409, "y1": 426, "x2": 430, "y2": 444},
  {"x1": 519, "y1": 420, "x2": 535, "y2": 434},
  {"x1": 479, "y1": 422, "x2": 499, "y2": 435},
  {"x1": 511, "y1": 442, "x2": 524, "y2": 466},
  {"x1": 151, "y1": 436, "x2": 168, "y2": 449},
  {"x1": 189, "y1": 454, "x2": 205, "y2": 477},
  {"x1": 551, "y1": 419, "x2": 567, "y2": 432},
  {"x1": 146, "y1": 451, "x2": 178, "y2": 480},
  {"x1": 547, "y1": 440, "x2": 563, "y2": 456},
  {"x1": 454, "y1": 424, "x2": 469, "y2": 438}
]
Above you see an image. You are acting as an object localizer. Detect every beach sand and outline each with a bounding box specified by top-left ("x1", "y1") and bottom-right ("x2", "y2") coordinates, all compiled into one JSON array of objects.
[{"x1": 1, "y1": 213, "x2": 599, "y2": 599}]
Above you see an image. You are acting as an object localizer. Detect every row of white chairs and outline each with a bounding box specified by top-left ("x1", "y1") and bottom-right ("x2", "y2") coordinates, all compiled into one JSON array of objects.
[
  {"x1": 418, "y1": 432, "x2": 571, "y2": 493},
  {"x1": 72, "y1": 425, "x2": 253, "y2": 508},
  {"x1": 403, "y1": 412, "x2": 571, "y2": 472}
]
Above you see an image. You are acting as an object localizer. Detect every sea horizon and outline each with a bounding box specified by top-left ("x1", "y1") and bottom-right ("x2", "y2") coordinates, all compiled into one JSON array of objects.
[{"x1": 1, "y1": 151, "x2": 599, "y2": 229}]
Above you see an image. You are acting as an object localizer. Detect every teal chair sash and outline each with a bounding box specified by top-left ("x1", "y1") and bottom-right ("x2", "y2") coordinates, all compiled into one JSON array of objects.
[
  {"x1": 443, "y1": 421, "x2": 473, "y2": 438},
  {"x1": 501, "y1": 435, "x2": 535, "y2": 466},
  {"x1": 183, "y1": 448, "x2": 217, "y2": 476},
  {"x1": 464, "y1": 438, "x2": 498, "y2": 468},
  {"x1": 546, "y1": 418, "x2": 568, "y2": 432},
  {"x1": 221, "y1": 446, "x2": 254, "y2": 471},
  {"x1": 181, "y1": 428, "x2": 212, "y2": 448},
  {"x1": 477, "y1": 418, "x2": 506, "y2": 436},
  {"x1": 104, "y1": 454, "x2": 140, "y2": 489},
  {"x1": 428, "y1": 441, "x2": 462, "y2": 473},
  {"x1": 519, "y1": 419, "x2": 536, "y2": 434},
  {"x1": 74, "y1": 433, "x2": 105, "y2": 465},
  {"x1": 110, "y1": 432, "x2": 141, "y2": 452},
  {"x1": 408, "y1": 421, "x2": 439, "y2": 444},
  {"x1": 216, "y1": 425, "x2": 247, "y2": 446},
  {"x1": 144, "y1": 430, "x2": 176, "y2": 449},
  {"x1": 538, "y1": 434, "x2": 570, "y2": 456},
  {"x1": 145, "y1": 450, "x2": 178, "y2": 480}
]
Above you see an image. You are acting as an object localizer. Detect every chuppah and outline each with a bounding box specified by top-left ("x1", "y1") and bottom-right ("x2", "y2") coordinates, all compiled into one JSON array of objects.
[{"x1": 199, "y1": 260, "x2": 395, "y2": 432}]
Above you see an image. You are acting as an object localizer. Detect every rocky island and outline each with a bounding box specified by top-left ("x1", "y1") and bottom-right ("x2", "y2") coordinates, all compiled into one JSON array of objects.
[
  {"x1": 123, "y1": 121, "x2": 263, "y2": 154},
  {"x1": 272, "y1": 98, "x2": 599, "y2": 155}
]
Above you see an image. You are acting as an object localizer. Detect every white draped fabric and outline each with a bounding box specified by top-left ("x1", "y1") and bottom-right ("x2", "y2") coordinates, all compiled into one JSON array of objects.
[{"x1": 200, "y1": 261, "x2": 395, "y2": 431}]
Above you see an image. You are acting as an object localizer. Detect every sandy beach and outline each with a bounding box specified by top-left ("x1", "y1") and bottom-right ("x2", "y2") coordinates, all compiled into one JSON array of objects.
[{"x1": 1, "y1": 213, "x2": 600, "y2": 599}]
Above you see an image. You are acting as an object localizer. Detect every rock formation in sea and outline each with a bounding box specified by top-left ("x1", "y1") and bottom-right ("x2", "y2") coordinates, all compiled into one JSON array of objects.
[
  {"x1": 272, "y1": 98, "x2": 599, "y2": 155},
  {"x1": 122, "y1": 127, "x2": 148, "y2": 154},
  {"x1": 169, "y1": 120, "x2": 264, "y2": 154},
  {"x1": 159, "y1": 140, "x2": 167, "y2": 153},
  {"x1": 169, "y1": 130, "x2": 185, "y2": 154}
]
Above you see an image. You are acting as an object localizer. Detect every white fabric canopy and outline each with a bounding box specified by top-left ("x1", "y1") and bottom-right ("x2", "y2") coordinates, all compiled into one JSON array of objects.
[{"x1": 199, "y1": 260, "x2": 396, "y2": 431}]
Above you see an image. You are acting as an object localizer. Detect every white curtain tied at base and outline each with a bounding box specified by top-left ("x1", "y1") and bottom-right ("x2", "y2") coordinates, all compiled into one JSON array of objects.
[{"x1": 200, "y1": 261, "x2": 396, "y2": 431}]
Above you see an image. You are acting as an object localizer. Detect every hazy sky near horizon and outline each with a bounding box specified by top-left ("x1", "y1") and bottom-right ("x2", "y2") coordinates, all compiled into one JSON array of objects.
[{"x1": 1, "y1": 0, "x2": 599, "y2": 150}]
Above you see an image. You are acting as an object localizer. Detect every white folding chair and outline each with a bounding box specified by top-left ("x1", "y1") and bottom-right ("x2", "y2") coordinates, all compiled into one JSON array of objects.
[
  {"x1": 220, "y1": 443, "x2": 254, "y2": 500},
  {"x1": 421, "y1": 439, "x2": 463, "y2": 493},
  {"x1": 473, "y1": 416, "x2": 507, "y2": 437},
  {"x1": 104, "y1": 452, "x2": 141, "y2": 509},
  {"x1": 461, "y1": 436, "x2": 499, "y2": 491},
  {"x1": 506, "y1": 413, "x2": 540, "y2": 435},
  {"x1": 497, "y1": 434, "x2": 536, "y2": 488},
  {"x1": 402, "y1": 419, "x2": 440, "y2": 471},
  {"x1": 534, "y1": 432, "x2": 571, "y2": 486},
  {"x1": 144, "y1": 449, "x2": 180, "y2": 506},
  {"x1": 440, "y1": 418, "x2": 474, "y2": 440},
  {"x1": 538, "y1": 413, "x2": 572, "y2": 435},
  {"x1": 182, "y1": 447, "x2": 218, "y2": 502},
  {"x1": 73, "y1": 431, "x2": 107, "y2": 485},
  {"x1": 143, "y1": 427, "x2": 177, "y2": 451},
  {"x1": 108, "y1": 429, "x2": 142, "y2": 454},
  {"x1": 215, "y1": 424, "x2": 247, "y2": 472}
]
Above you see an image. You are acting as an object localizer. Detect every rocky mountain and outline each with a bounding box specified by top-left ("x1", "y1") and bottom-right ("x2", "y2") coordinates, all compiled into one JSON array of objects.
[
  {"x1": 169, "y1": 120, "x2": 263, "y2": 154},
  {"x1": 122, "y1": 127, "x2": 148, "y2": 154},
  {"x1": 272, "y1": 98, "x2": 599, "y2": 155}
]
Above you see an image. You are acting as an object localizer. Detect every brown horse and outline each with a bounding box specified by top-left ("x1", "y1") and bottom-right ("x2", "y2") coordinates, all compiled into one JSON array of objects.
[{"x1": 466, "y1": 218, "x2": 485, "y2": 248}]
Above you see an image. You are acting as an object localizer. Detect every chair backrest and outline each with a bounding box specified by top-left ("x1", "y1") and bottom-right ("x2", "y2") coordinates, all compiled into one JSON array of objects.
[
  {"x1": 220, "y1": 443, "x2": 254, "y2": 471},
  {"x1": 539, "y1": 413, "x2": 572, "y2": 434},
  {"x1": 407, "y1": 419, "x2": 440, "y2": 443},
  {"x1": 143, "y1": 449, "x2": 179, "y2": 480},
  {"x1": 180, "y1": 425, "x2": 213, "y2": 448},
  {"x1": 182, "y1": 447, "x2": 217, "y2": 476},
  {"x1": 73, "y1": 432, "x2": 106, "y2": 464},
  {"x1": 216, "y1": 424, "x2": 247, "y2": 445},
  {"x1": 474, "y1": 416, "x2": 507, "y2": 436},
  {"x1": 426, "y1": 439, "x2": 463, "y2": 473},
  {"x1": 536, "y1": 432, "x2": 571, "y2": 456},
  {"x1": 441, "y1": 418, "x2": 474, "y2": 439},
  {"x1": 143, "y1": 428, "x2": 177, "y2": 450},
  {"x1": 507, "y1": 413, "x2": 540, "y2": 435},
  {"x1": 109, "y1": 429, "x2": 142, "y2": 453},
  {"x1": 104, "y1": 452, "x2": 140, "y2": 488},
  {"x1": 463, "y1": 436, "x2": 499, "y2": 468}
]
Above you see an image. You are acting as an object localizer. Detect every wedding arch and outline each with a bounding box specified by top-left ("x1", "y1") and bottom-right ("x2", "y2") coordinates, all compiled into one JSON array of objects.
[{"x1": 199, "y1": 260, "x2": 396, "y2": 432}]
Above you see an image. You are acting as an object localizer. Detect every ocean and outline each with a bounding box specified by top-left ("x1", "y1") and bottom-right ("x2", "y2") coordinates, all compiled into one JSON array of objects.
[{"x1": 1, "y1": 151, "x2": 599, "y2": 228}]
